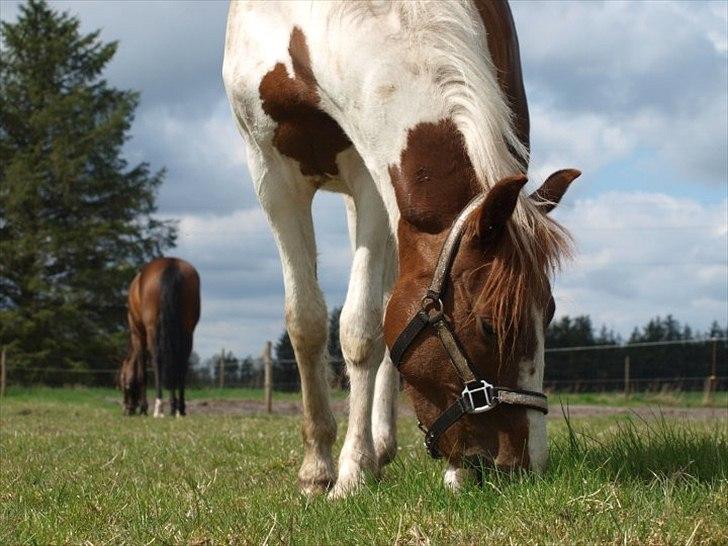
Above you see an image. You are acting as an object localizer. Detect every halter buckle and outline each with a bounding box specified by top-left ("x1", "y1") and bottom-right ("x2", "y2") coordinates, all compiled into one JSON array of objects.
[
  {"x1": 420, "y1": 294, "x2": 444, "y2": 323},
  {"x1": 462, "y1": 380, "x2": 497, "y2": 414}
]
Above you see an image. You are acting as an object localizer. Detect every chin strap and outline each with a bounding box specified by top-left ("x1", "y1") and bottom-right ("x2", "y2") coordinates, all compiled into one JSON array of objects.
[
  {"x1": 390, "y1": 193, "x2": 549, "y2": 460},
  {"x1": 420, "y1": 382, "x2": 548, "y2": 459}
]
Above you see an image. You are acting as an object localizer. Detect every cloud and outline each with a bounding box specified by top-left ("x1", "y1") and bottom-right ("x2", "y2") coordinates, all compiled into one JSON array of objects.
[
  {"x1": 513, "y1": 0, "x2": 728, "y2": 185},
  {"x1": 552, "y1": 192, "x2": 728, "y2": 334},
  {"x1": 127, "y1": 98, "x2": 252, "y2": 215}
]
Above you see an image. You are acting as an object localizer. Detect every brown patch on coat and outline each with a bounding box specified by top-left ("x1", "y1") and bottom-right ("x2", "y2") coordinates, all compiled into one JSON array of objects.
[
  {"x1": 472, "y1": 0, "x2": 530, "y2": 153},
  {"x1": 388, "y1": 120, "x2": 480, "y2": 234},
  {"x1": 258, "y1": 27, "x2": 351, "y2": 176}
]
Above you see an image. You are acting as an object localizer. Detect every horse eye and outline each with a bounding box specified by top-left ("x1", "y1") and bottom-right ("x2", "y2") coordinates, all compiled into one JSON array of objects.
[{"x1": 476, "y1": 316, "x2": 495, "y2": 337}]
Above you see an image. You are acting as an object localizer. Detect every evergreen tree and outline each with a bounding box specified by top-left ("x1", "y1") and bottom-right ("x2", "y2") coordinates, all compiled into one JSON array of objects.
[
  {"x1": 630, "y1": 315, "x2": 685, "y2": 343},
  {"x1": 239, "y1": 355, "x2": 257, "y2": 385},
  {"x1": 273, "y1": 329, "x2": 299, "y2": 391},
  {"x1": 595, "y1": 325, "x2": 621, "y2": 346},
  {"x1": 0, "y1": 1, "x2": 175, "y2": 379},
  {"x1": 708, "y1": 321, "x2": 727, "y2": 339},
  {"x1": 206, "y1": 349, "x2": 239, "y2": 385},
  {"x1": 546, "y1": 315, "x2": 596, "y2": 348}
]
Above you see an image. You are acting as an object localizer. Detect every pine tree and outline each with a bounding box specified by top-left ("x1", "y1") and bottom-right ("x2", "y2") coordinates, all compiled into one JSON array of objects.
[
  {"x1": 546, "y1": 315, "x2": 596, "y2": 348},
  {"x1": 0, "y1": 1, "x2": 176, "y2": 379},
  {"x1": 207, "y1": 349, "x2": 239, "y2": 385},
  {"x1": 273, "y1": 330, "x2": 299, "y2": 391}
]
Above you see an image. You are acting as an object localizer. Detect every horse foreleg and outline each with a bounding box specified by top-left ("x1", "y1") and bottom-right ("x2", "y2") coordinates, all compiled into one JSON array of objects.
[
  {"x1": 254, "y1": 154, "x2": 336, "y2": 495},
  {"x1": 372, "y1": 352, "x2": 399, "y2": 468},
  {"x1": 372, "y1": 232, "x2": 399, "y2": 469},
  {"x1": 330, "y1": 156, "x2": 394, "y2": 499}
]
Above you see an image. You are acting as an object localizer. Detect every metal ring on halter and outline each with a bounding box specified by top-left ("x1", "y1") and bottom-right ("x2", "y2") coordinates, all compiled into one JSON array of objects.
[{"x1": 420, "y1": 295, "x2": 444, "y2": 323}]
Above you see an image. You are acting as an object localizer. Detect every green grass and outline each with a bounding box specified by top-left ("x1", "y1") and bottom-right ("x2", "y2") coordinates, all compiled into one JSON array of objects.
[
  {"x1": 555, "y1": 390, "x2": 728, "y2": 408},
  {"x1": 1, "y1": 388, "x2": 727, "y2": 544}
]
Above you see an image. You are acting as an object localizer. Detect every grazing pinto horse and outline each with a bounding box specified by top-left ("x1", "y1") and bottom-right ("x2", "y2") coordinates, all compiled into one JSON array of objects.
[
  {"x1": 224, "y1": 1, "x2": 580, "y2": 496},
  {"x1": 119, "y1": 257, "x2": 200, "y2": 417}
]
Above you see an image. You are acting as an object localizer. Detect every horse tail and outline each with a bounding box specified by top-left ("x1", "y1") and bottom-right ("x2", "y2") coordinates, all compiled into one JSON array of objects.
[{"x1": 156, "y1": 263, "x2": 185, "y2": 391}]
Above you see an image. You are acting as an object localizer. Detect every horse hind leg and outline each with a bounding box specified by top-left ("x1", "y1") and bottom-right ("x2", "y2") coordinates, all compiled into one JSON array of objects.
[
  {"x1": 177, "y1": 383, "x2": 186, "y2": 417},
  {"x1": 139, "y1": 349, "x2": 149, "y2": 415},
  {"x1": 175, "y1": 337, "x2": 191, "y2": 417},
  {"x1": 152, "y1": 342, "x2": 165, "y2": 418},
  {"x1": 170, "y1": 387, "x2": 178, "y2": 418}
]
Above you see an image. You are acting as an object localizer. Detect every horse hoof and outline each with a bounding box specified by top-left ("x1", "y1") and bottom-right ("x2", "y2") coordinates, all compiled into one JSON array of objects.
[
  {"x1": 153, "y1": 398, "x2": 164, "y2": 417},
  {"x1": 299, "y1": 478, "x2": 333, "y2": 497},
  {"x1": 327, "y1": 479, "x2": 361, "y2": 500}
]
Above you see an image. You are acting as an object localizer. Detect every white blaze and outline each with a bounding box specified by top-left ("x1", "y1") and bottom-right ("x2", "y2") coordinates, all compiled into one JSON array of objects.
[{"x1": 518, "y1": 307, "x2": 548, "y2": 471}]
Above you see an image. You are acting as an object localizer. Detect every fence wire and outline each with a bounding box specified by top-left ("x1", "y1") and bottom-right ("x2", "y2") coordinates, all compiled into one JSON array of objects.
[{"x1": 3, "y1": 338, "x2": 726, "y2": 394}]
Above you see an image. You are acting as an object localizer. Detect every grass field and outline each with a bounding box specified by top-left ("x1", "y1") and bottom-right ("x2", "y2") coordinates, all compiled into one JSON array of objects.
[{"x1": 1, "y1": 388, "x2": 727, "y2": 544}]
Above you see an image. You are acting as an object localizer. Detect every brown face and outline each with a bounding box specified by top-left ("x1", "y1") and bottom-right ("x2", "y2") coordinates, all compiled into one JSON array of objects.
[{"x1": 384, "y1": 170, "x2": 580, "y2": 470}]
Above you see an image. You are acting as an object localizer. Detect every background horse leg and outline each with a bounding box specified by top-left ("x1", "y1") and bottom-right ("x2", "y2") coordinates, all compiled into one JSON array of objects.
[
  {"x1": 178, "y1": 382, "x2": 186, "y2": 417},
  {"x1": 176, "y1": 334, "x2": 191, "y2": 417},
  {"x1": 169, "y1": 387, "x2": 178, "y2": 417},
  {"x1": 139, "y1": 349, "x2": 149, "y2": 415},
  {"x1": 124, "y1": 313, "x2": 146, "y2": 415},
  {"x1": 252, "y1": 152, "x2": 337, "y2": 495},
  {"x1": 152, "y1": 342, "x2": 164, "y2": 417},
  {"x1": 329, "y1": 152, "x2": 395, "y2": 498}
]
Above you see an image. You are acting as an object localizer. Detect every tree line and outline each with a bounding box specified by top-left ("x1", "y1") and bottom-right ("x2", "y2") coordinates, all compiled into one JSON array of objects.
[
  {"x1": 544, "y1": 315, "x2": 727, "y2": 391},
  {"x1": 192, "y1": 312, "x2": 726, "y2": 392}
]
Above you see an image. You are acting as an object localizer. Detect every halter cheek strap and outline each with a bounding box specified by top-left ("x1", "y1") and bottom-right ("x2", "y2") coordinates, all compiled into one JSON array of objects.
[{"x1": 390, "y1": 193, "x2": 549, "y2": 459}]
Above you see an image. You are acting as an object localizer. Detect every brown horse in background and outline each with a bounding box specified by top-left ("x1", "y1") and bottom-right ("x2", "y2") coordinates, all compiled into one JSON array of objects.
[{"x1": 119, "y1": 257, "x2": 200, "y2": 417}]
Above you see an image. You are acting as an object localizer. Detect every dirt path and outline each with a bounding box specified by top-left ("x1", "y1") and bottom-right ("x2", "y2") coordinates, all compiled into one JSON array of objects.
[{"x1": 188, "y1": 398, "x2": 726, "y2": 421}]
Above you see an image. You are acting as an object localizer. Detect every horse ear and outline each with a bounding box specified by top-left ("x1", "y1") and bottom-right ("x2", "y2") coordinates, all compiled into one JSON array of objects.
[
  {"x1": 476, "y1": 174, "x2": 528, "y2": 244},
  {"x1": 530, "y1": 169, "x2": 581, "y2": 213}
]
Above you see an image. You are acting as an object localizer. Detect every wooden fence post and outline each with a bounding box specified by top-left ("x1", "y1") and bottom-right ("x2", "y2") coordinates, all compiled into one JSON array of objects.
[
  {"x1": 704, "y1": 338, "x2": 717, "y2": 405},
  {"x1": 263, "y1": 341, "x2": 273, "y2": 413},
  {"x1": 623, "y1": 355, "x2": 630, "y2": 398},
  {"x1": 0, "y1": 346, "x2": 6, "y2": 398},
  {"x1": 219, "y1": 349, "x2": 225, "y2": 389}
]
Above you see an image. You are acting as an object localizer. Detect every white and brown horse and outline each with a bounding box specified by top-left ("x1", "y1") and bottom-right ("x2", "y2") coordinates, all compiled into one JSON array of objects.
[{"x1": 223, "y1": 0, "x2": 579, "y2": 497}]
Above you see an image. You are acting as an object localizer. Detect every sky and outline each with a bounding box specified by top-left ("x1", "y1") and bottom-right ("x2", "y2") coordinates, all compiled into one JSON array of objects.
[{"x1": 2, "y1": 0, "x2": 726, "y2": 360}]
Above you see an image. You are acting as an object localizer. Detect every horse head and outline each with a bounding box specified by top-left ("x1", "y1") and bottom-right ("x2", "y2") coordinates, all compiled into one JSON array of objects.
[{"x1": 385, "y1": 169, "x2": 580, "y2": 478}]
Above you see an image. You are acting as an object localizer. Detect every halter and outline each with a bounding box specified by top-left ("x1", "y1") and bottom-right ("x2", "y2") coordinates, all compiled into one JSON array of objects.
[{"x1": 389, "y1": 193, "x2": 549, "y2": 459}]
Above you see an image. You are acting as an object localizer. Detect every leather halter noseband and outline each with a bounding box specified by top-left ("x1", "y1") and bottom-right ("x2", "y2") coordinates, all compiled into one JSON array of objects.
[{"x1": 389, "y1": 193, "x2": 549, "y2": 459}]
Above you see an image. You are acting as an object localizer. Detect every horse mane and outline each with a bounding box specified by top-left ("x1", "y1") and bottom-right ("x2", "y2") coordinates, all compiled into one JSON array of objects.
[
  {"x1": 389, "y1": 1, "x2": 573, "y2": 352},
  {"x1": 335, "y1": 1, "x2": 572, "y2": 350}
]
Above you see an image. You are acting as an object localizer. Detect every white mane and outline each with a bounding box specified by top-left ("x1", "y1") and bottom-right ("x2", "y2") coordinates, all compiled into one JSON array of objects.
[{"x1": 334, "y1": 1, "x2": 570, "y2": 269}]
